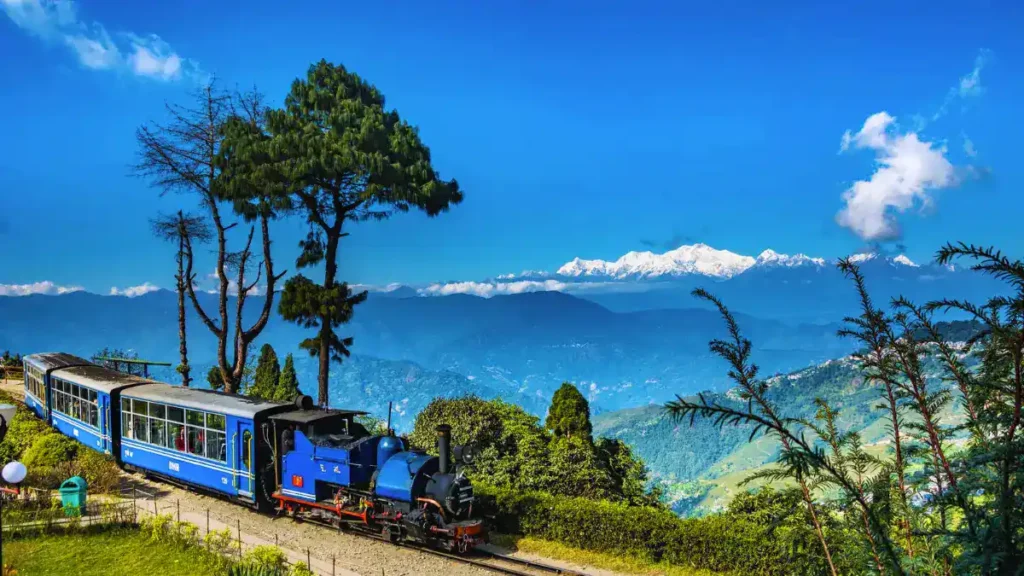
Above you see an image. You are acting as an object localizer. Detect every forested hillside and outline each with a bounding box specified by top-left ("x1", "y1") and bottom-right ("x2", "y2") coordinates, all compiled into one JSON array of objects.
[{"x1": 595, "y1": 320, "x2": 984, "y2": 515}]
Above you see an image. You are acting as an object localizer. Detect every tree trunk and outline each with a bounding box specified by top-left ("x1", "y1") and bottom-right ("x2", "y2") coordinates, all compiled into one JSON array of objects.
[
  {"x1": 176, "y1": 212, "x2": 191, "y2": 388},
  {"x1": 318, "y1": 232, "x2": 340, "y2": 407},
  {"x1": 781, "y1": 435, "x2": 837, "y2": 576},
  {"x1": 230, "y1": 213, "x2": 283, "y2": 387}
]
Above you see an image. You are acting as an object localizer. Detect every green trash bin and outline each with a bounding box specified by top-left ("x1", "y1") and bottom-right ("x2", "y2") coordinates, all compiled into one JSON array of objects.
[{"x1": 59, "y1": 475, "x2": 88, "y2": 515}]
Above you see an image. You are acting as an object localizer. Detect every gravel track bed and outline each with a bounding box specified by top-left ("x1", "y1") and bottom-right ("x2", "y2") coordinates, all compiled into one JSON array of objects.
[{"x1": 130, "y1": 474, "x2": 495, "y2": 576}]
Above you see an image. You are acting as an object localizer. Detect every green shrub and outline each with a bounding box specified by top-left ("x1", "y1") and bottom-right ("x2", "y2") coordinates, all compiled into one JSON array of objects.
[
  {"x1": 289, "y1": 562, "x2": 315, "y2": 576},
  {"x1": 0, "y1": 410, "x2": 50, "y2": 464},
  {"x1": 205, "y1": 527, "x2": 235, "y2": 556},
  {"x1": 140, "y1": 514, "x2": 175, "y2": 542},
  {"x1": 74, "y1": 449, "x2": 121, "y2": 493},
  {"x1": 229, "y1": 564, "x2": 284, "y2": 576},
  {"x1": 474, "y1": 483, "x2": 847, "y2": 576},
  {"x1": 241, "y1": 545, "x2": 288, "y2": 570},
  {"x1": 23, "y1": 433, "x2": 79, "y2": 470}
]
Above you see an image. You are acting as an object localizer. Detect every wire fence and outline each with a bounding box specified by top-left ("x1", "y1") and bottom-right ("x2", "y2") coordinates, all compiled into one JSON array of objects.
[
  {"x1": 121, "y1": 481, "x2": 364, "y2": 576},
  {"x1": 0, "y1": 480, "x2": 373, "y2": 576}
]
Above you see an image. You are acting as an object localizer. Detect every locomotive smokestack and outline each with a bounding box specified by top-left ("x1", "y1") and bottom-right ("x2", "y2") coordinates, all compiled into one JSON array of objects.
[{"x1": 436, "y1": 424, "x2": 451, "y2": 474}]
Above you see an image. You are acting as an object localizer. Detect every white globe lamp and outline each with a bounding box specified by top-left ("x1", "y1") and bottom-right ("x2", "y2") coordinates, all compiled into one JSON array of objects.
[{"x1": 1, "y1": 462, "x2": 26, "y2": 485}]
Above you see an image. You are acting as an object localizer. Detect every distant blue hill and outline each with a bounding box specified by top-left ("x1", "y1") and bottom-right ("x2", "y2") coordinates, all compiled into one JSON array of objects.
[{"x1": 0, "y1": 289, "x2": 853, "y2": 420}]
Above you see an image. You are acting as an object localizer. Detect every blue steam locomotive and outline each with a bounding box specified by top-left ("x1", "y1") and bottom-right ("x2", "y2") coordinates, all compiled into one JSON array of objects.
[{"x1": 22, "y1": 352, "x2": 485, "y2": 552}]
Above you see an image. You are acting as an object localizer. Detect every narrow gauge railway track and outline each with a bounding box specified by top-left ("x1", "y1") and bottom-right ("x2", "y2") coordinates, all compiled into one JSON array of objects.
[
  {"x1": 401, "y1": 542, "x2": 590, "y2": 576},
  {"x1": 291, "y1": 512, "x2": 590, "y2": 576}
]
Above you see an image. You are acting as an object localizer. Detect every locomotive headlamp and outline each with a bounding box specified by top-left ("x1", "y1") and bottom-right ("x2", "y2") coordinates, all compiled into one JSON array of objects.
[{"x1": 453, "y1": 444, "x2": 477, "y2": 466}]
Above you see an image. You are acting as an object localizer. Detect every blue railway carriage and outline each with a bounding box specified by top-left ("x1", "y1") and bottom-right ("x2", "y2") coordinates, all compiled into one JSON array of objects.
[
  {"x1": 48, "y1": 365, "x2": 151, "y2": 455},
  {"x1": 22, "y1": 353, "x2": 94, "y2": 421},
  {"x1": 118, "y1": 384, "x2": 291, "y2": 506}
]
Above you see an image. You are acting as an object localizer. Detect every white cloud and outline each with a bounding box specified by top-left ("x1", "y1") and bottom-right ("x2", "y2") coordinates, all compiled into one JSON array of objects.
[
  {"x1": 419, "y1": 279, "x2": 572, "y2": 298},
  {"x1": 0, "y1": 281, "x2": 83, "y2": 296},
  {"x1": 64, "y1": 25, "x2": 119, "y2": 70},
  {"x1": 351, "y1": 282, "x2": 405, "y2": 293},
  {"x1": 1, "y1": 0, "x2": 198, "y2": 81},
  {"x1": 931, "y1": 49, "x2": 991, "y2": 123},
  {"x1": 837, "y1": 112, "x2": 956, "y2": 241},
  {"x1": 205, "y1": 268, "x2": 263, "y2": 296},
  {"x1": 958, "y1": 51, "x2": 988, "y2": 98},
  {"x1": 963, "y1": 135, "x2": 977, "y2": 158},
  {"x1": 125, "y1": 33, "x2": 183, "y2": 81},
  {"x1": 109, "y1": 282, "x2": 160, "y2": 297}
]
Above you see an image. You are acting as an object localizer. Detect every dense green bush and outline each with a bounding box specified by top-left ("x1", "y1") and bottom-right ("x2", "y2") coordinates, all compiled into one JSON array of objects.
[
  {"x1": 240, "y1": 545, "x2": 288, "y2": 571},
  {"x1": 412, "y1": 395, "x2": 661, "y2": 506},
  {"x1": 73, "y1": 449, "x2": 122, "y2": 493},
  {"x1": 476, "y1": 483, "x2": 858, "y2": 575},
  {"x1": 0, "y1": 406, "x2": 50, "y2": 465},
  {"x1": 23, "y1": 432, "x2": 79, "y2": 470}
]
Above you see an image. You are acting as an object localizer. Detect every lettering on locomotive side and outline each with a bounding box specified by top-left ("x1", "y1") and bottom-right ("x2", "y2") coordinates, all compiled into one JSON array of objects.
[
  {"x1": 73, "y1": 429, "x2": 79, "y2": 437},
  {"x1": 169, "y1": 461, "x2": 180, "y2": 472}
]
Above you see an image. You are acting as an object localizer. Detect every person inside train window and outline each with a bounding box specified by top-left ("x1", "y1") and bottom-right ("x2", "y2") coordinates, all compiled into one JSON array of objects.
[
  {"x1": 172, "y1": 425, "x2": 185, "y2": 452},
  {"x1": 188, "y1": 425, "x2": 205, "y2": 457}
]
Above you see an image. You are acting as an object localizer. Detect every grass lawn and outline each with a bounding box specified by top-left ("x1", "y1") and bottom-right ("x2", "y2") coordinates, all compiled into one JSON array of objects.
[{"x1": 4, "y1": 529, "x2": 228, "y2": 576}]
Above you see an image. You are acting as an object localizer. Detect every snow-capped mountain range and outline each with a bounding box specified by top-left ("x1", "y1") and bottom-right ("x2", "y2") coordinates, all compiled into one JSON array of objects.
[
  {"x1": 362, "y1": 242, "x2": 994, "y2": 322},
  {"x1": 510, "y1": 243, "x2": 916, "y2": 282}
]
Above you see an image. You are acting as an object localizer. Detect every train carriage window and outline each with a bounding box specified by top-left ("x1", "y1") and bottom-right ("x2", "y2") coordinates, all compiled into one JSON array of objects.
[
  {"x1": 123, "y1": 412, "x2": 132, "y2": 439},
  {"x1": 167, "y1": 407, "x2": 184, "y2": 423},
  {"x1": 132, "y1": 414, "x2": 148, "y2": 443},
  {"x1": 133, "y1": 400, "x2": 149, "y2": 416},
  {"x1": 206, "y1": 430, "x2": 225, "y2": 463},
  {"x1": 186, "y1": 410, "x2": 204, "y2": 427},
  {"x1": 186, "y1": 426, "x2": 205, "y2": 457},
  {"x1": 206, "y1": 413, "x2": 225, "y2": 432},
  {"x1": 168, "y1": 422, "x2": 185, "y2": 452},
  {"x1": 150, "y1": 404, "x2": 165, "y2": 419},
  {"x1": 122, "y1": 398, "x2": 131, "y2": 412},
  {"x1": 242, "y1": 430, "x2": 252, "y2": 470},
  {"x1": 149, "y1": 417, "x2": 167, "y2": 448}
]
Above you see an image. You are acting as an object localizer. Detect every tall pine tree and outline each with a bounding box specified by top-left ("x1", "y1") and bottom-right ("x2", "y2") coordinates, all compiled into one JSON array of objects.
[
  {"x1": 276, "y1": 354, "x2": 300, "y2": 402},
  {"x1": 236, "y1": 60, "x2": 463, "y2": 406},
  {"x1": 546, "y1": 382, "x2": 593, "y2": 441},
  {"x1": 248, "y1": 344, "x2": 280, "y2": 400}
]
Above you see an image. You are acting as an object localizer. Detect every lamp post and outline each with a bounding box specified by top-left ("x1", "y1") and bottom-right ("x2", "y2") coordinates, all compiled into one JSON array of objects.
[{"x1": 0, "y1": 403, "x2": 22, "y2": 573}]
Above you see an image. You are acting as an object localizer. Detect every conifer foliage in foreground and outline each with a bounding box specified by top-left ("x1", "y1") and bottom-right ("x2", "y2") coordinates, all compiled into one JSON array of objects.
[{"x1": 667, "y1": 243, "x2": 1024, "y2": 575}]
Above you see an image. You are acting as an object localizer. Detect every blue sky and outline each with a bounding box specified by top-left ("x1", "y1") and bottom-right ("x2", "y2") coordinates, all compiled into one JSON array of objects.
[{"x1": 1, "y1": 0, "x2": 1022, "y2": 295}]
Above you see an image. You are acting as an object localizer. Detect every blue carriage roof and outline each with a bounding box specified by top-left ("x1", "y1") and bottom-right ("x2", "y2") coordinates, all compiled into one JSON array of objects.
[
  {"x1": 24, "y1": 353, "x2": 93, "y2": 371},
  {"x1": 122, "y1": 383, "x2": 290, "y2": 418},
  {"x1": 50, "y1": 365, "x2": 154, "y2": 394}
]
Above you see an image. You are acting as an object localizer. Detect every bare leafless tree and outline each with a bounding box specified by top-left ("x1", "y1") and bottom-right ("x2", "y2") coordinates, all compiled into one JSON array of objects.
[{"x1": 134, "y1": 81, "x2": 285, "y2": 393}]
